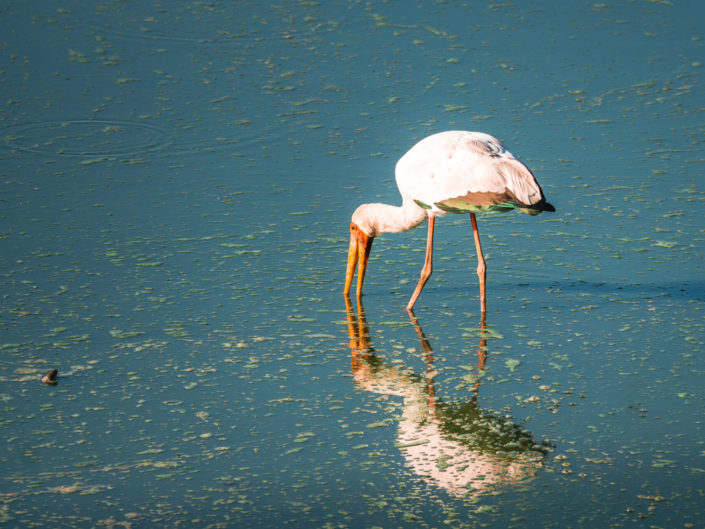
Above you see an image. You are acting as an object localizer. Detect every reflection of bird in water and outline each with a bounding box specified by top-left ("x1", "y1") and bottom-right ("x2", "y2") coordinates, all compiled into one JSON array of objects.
[
  {"x1": 344, "y1": 130, "x2": 555, "y2": 313},
  {"x1": 344, "y1": 297, "x2": 550, "y2": 497}
]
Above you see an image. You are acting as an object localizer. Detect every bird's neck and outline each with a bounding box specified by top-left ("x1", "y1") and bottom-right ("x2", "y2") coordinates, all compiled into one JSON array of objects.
[{"x1": 354, "y1": 199, "x2": 428, "y2": 237}]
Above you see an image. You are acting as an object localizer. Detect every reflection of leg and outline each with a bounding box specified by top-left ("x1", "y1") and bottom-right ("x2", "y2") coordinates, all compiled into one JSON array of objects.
[
  {"x1": 477, "y1": 312, "x2": 487, "y2": 372},
  {"x1": 407, "y1": 215, "x2": 435, "y2": 311},
  {"x1": 470, "y1": 213, "x2": 486, "y2": 315},
  {"x1": 470, "y1": 312, "x2": 488, "y2": 403},
  {"x1": 344, "y1": 295, "x2": 362, "y2": 372},
  {"x1": 345, "y1": 295, "x2": 370, "y2": 371},
  {"x1": 408, "y1": 310, "x2": 437, "y2": 415}
]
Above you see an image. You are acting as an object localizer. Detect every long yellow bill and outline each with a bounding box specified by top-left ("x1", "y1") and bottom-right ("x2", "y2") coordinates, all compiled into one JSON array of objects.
[{"x1": 344, "y1": 223, "x2": 373, "y2": 298}]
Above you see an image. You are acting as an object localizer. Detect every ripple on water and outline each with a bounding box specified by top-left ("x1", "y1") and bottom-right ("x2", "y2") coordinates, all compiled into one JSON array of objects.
[
  {"x1": 65, "y1": 3, "x2": 260, "y2": 46},
  {"x1": 1, "y1": 120, "x2": 172, "y2": 157}
]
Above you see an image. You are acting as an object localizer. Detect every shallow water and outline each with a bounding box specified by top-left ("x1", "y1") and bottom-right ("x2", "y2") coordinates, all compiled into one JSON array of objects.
[{"x1": 1, "y1": 1, "x2": 704, "y2": 528}]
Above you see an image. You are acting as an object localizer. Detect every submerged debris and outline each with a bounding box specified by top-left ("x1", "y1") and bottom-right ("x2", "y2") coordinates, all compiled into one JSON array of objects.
[{"x1": 42, "y1": 369, "x2": 58, "y2": 385}]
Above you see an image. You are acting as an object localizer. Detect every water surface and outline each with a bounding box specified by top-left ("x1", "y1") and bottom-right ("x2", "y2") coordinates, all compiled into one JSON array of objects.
[{"x1": 1, "y1": 1, "x2": 704, "y2": 528}]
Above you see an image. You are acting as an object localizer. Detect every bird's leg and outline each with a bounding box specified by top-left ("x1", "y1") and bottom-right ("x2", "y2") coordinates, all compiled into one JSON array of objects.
[
  {"x1": 406, "y1": 215, "x2": 435, "y2": 311},
  {"x1": 470, "y1": 213, "x2": 487, "y2": 315}
]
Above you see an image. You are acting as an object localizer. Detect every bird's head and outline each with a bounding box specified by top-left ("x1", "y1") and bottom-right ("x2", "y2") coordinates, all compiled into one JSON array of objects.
[
  {"x1": 349, "y1": 203, "x2": 381, "y2": 238},
  {"x1": 344, "y1": 214, "x2": 374, "y2": 298}
]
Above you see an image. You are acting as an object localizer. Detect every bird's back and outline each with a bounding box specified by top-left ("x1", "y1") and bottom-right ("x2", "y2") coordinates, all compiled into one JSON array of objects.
[{"x1": 395, "y1": 131, "x2": 554, "y2": 215}]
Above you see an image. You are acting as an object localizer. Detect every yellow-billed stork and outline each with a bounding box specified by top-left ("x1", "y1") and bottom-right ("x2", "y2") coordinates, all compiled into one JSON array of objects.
[{"x1": 344, "y1": 130, "x2": 555, "y2": 312}]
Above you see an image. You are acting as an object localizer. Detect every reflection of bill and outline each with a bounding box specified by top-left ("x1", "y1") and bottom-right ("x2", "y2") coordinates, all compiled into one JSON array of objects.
[{"x1": 345, "y1": 297, "x2": 550, "y2": 497}]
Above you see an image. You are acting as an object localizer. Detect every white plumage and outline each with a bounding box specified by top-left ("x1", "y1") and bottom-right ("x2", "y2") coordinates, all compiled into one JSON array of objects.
[
  {"x1": 344, "y1": 130, "x2": 555, "y2": 312},
  {"x1": 396, "y1": 131, "x2": 548, "y2": 215}
]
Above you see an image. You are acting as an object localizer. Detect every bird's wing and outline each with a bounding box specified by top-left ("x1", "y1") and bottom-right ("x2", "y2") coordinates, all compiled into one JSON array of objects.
[
  {"x1": 396, "y1": 131, "x2": 543, "y2": 211},
  {"x1": 494, "y1": 157, "x2": 544, "y2": 206}
]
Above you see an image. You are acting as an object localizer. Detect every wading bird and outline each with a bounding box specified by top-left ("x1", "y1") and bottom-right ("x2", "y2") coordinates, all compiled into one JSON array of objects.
[{"x1": 343, "y1": 130, "x2": 555, "y2": 313}]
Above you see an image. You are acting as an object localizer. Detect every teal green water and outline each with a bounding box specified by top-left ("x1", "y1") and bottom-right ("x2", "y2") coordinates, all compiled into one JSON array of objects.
[{"x1": 1, "y1": 1, "x2": 704, "y2": 528}]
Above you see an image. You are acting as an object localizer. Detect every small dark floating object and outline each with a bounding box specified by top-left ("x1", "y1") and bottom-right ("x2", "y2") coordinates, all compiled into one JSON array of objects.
[{"x1": 42, "y1": 369, "x2": 58, "y2": 385}]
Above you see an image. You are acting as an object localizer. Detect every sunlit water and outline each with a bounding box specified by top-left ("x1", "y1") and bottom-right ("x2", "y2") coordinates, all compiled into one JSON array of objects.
[{"x1": 1, "y1": 1, "x2": 704, "y2": 528}]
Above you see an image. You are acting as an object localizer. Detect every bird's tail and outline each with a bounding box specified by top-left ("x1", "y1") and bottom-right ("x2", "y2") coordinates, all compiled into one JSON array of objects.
[{"x1": 520, "y1": 199, "x2": 555, "y2": 216}]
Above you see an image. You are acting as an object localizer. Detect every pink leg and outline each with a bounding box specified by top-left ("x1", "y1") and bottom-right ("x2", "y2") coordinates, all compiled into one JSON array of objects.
[
  {"x1": 470, "y1": 213, "x2": 486, "y2": 315},
  {"x1": 406, "y1": 215, "x2": 435, "y2": 311}
]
